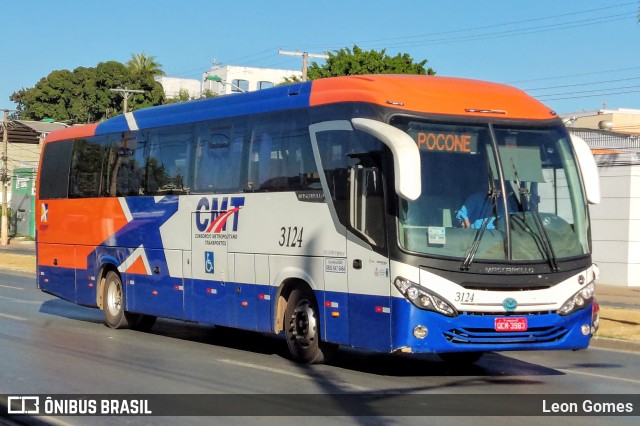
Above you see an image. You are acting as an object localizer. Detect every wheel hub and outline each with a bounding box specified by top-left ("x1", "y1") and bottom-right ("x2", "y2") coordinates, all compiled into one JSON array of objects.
[
  {"x1": 291, "y1": 300, "x2": 317, "y2": 348},
  {"x1": 107, "y1": 281, "x2": 122, "y2": 316}
]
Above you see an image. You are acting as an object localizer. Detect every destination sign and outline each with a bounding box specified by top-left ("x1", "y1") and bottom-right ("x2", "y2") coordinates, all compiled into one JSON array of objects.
[{"x1": 412, "y1": 131, "x2": 478, "y2": 154}]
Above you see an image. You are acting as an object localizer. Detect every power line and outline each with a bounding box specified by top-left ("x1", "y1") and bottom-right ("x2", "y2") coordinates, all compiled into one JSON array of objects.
[
  {"x1": 300, "y1": 2, "x2": 637, "y2": 50},
  {"x1": 365, "y1": 12, "x2": 634, "y2": 50},
  {"x1": 524, "y1": 76, "x2": 640, "y2": 93},
  {"x1": 110, "y1": 87, "x2": 145, "y2": 113},
  {"x1": 278, "y1": 49, "x2": 329, "y2": 81},
  {"x1": 536, "y1": 83, "x2": 640, "y2": 99},
  {"x1": 537, "y1": 87, "x2": 640, "y2": 102},
  {"x1": 508, "y1": 66, "x2": 640, "y2": 85},
  {"x1": 165, "y1": 2, "x2": 637, "y2": 88}
]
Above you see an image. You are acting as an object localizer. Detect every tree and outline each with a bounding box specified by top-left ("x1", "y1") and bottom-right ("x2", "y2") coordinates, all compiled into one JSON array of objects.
[
  {"x1": 307, "y1": 45, "x2": 435, "y2": 79},
  {"x1": 127, "y1": 52, "x2": 165, "y2": 78},
  {"x1": 163, "y1": 88, "x2": 217, "y2": 105},
  {"x1": 11, "y1": 59, "x2": 165, "y2": 122}
]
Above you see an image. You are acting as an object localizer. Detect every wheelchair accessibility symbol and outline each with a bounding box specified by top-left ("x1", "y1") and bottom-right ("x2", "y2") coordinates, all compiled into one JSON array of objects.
[{"x1": 205, "y1": 252, "x2": 214, "y2": 274}]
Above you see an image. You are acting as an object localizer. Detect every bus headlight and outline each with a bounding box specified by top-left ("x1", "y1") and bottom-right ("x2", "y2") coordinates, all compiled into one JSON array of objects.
[
  {"x1": 393, "y1": 277, "x2": 458, "y2": 317},
  {"x1": 558, "y1": 282, "x2": 595, "y2": 316}
]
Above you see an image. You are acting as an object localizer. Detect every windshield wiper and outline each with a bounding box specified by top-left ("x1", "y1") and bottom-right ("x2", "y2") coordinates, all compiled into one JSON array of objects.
[
  {"x1": 510, "y1": 161, "x2": 559, "y2": 272},
  {"x1": 460, "y1": 179, "x2": 499, "y2": 271}
]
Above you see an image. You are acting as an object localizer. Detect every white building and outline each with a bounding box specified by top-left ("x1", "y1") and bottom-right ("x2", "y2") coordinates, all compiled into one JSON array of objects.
[
  {"x1": 569, "y1": 128, "x2": 640, "y2": 287},
  {"x1": 562, "y1": 109, "x2": 640, "y2": 135},
  {"x1": 155, "y1": 76, "x2": 202, "y2": 99},
  {"x1": 202, "y1": 65, "x2": 302, "y2": 96}
]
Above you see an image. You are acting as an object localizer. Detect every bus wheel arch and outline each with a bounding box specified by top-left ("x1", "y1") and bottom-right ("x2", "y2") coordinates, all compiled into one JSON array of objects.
[{"x1": 274, "y1": 278, "x2": 304, "y2": 335}]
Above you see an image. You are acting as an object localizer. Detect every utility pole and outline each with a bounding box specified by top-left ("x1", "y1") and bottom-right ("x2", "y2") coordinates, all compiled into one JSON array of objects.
[
  {"x1": 1, "y1": 110, "x2": 10, "y2": 245},
  {"x1": 110, "y1": 87, "x2": 145, "y2": 113},
  {"x1": 278, "y1": 49, "x2": 329, "y2": 81}
]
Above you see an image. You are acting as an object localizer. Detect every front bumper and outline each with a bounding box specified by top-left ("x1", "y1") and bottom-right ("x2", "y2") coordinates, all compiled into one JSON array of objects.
[{"x1": 391, "y1": 297, "x2": 594, "y2": 353}]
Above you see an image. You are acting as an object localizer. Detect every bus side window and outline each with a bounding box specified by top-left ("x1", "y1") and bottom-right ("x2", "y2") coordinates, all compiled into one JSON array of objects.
[
  {"x1": 115, "y1": 135, "x2": 146, "y2": 196},
  {"x1": 244, "y1": 110, "x2": 318, "y2": 193},
  {"x1": 40, "y1": 139, "x2": 73, "y2": 199},
  {"x1": 193, "y1": 123, "x2": 246, "y2": 193},
  {"x1": 69, "y1": 136, "x2": 108, "y2": 198},
  {"x1": 315, "y1": 128, "x2": 383, "y2": 242},
  {"x1": 144, "y1": 125, "x2": 193, "y2": 195}
]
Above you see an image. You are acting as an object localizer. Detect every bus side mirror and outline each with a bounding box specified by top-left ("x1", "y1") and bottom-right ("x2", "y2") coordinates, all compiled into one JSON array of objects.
[
  {"x1": 570, "y1": 134, "x2": 601, "y2": 205},
  {"x1": 351, "y1": 118, "x2": 421, "y2": 201}
]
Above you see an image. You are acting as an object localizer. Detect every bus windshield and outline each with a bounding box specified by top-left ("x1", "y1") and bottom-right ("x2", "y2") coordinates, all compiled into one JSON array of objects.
[{"x1": 393, "y1": 117, "x2": 590, "y2": 264}]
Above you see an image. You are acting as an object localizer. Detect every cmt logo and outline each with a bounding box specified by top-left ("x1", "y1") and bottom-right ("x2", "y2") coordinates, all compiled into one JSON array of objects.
[{"x1": 195, "y1": 196, "x2": 245, "y2": 233}]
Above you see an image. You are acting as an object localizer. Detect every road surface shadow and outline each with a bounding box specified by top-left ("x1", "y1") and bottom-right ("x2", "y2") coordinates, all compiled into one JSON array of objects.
[
  {"x1": 39, "y1": 298, "x2": 104, "y2": 324},
  {"x1": 147, "y1": 318, "x2": 563, "y2": 380},
  {"x1": 39, "y1": 299, "x2": 564, "y2": 379}
]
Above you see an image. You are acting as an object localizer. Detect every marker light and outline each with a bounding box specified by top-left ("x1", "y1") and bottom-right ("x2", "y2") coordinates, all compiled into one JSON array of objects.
[
  {"x1": 591, "y1": 299, "x2": 600, "y2": 334},
  {"x1": 413, "y1": 325, "x2": 428, "y2": 339},
  {"x1": 558, "y1": 282, "x2": 595, "y2": 316},
  {"x1": 393, "y1": 277, "x2": 457, "y2": 317}
]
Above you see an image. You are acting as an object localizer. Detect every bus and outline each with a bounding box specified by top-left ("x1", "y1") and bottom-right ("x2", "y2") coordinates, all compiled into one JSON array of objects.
[{"x1": 36, "y1": 74, "x2": 601, "y2": 364}]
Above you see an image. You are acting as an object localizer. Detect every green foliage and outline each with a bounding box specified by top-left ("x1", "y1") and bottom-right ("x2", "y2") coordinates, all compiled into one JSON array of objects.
[
  {"x1": 279, "y1": 75, "x2": 304, "y2": 85},
  {"x1": 127, "y1": 52, "x2": 165, "y2": 78},
  {"x1": 11, "y1": 57, "x2": 166, "y2": 123},
  {"x1": 307, "y1": 45, "x2": 435, "y2": 79},
  {"x1": 163, "y1": 89, "x2": 192, "y2": 104},
  {"x1": 163, "y1": 88, "x2": 218, "y2": 105}
]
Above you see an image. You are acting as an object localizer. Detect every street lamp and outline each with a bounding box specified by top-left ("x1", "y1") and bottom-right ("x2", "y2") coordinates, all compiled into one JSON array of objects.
[{"x1": 204, "y1": 75, "x2": 246, "y2": 93}]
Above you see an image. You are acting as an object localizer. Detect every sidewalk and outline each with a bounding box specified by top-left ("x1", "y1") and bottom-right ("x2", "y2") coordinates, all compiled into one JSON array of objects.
[
  {"x1": 0, "y1": 239, "x2": 36, "y2": 272},
  {"x1": 0, "y1": 241, "x2": 638, "y2": 350}
]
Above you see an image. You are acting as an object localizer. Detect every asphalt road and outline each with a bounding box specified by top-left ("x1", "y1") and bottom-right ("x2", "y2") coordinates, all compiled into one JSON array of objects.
[{"x1": 1, "y1": 270, "x2": 639, "y2": 426}]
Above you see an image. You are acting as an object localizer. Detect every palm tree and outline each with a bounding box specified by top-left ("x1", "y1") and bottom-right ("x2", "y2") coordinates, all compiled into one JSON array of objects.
[{"x1": 127, "y1": 52, "x2": 165, "y2": 77}]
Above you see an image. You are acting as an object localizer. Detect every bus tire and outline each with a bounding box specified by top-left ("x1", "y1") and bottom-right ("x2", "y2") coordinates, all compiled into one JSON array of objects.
[
  {"x1": 284, "y1": 287, "x2": 331, "y2": 364},
  {"x1": 103, "y1": 270, "x2": 133, "y2": 329},
  {"x1": 438, "y1": 351, "x2": 484, "y2": 364}
]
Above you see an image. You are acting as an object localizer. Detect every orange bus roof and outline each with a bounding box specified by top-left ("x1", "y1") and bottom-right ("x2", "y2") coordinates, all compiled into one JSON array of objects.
[
  {"x1": 44, "y1": 123, "x2": 99, "y2": 143},
  {"x1": 310, "y1": 75, "x2": 556, "y2": 120}
]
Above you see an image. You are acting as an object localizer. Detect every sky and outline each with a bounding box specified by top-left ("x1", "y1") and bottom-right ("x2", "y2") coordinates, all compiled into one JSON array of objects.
[{"x1": 1, "y1": 0, "x2": 639, "y2": 115}]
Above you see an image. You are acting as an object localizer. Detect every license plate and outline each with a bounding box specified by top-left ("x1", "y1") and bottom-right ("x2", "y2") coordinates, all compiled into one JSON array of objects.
[{"x1": 494, "y1": 317, "x2": 528, "y2": 332}]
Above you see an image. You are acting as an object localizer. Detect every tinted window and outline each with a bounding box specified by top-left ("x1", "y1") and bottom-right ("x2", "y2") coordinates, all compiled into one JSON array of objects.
[
  {"x1": 39, "y1": 140, "x2": 72, "y2": 199},
  {"x1": 315, "y1": 128, "x2": 382, "y2": 227},
  {"x1": 69, "y1": 137, "x2": 109, "y2": 198},
  {"x1": 246, "y1": 111, "x2": 318, "y2": 192},
  {"x1": 115, "y1": 135, "x2": 146, "y2": 196},
  {"x1": 193, "y1": 120, "x2": 248, "y2": 193},
  {"x1": 144, "y1": 125, "x2": 193, "y2": 195}
]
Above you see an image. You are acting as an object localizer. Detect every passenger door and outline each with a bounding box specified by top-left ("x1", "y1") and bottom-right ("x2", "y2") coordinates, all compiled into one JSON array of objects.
[{"x1": 309, "y1": 120, "x2": 391, "y2": 351}]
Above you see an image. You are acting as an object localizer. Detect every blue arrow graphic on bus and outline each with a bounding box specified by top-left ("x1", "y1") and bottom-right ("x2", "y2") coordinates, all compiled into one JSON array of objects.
[{"x1": 91, "y1": 196, "x2": 179, "y2": 272}]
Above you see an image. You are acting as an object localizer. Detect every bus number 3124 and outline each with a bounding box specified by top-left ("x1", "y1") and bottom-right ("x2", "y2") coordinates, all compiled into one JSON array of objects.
[{"x1": 279, "y1": 226, "x2": 304, "y2": 248}]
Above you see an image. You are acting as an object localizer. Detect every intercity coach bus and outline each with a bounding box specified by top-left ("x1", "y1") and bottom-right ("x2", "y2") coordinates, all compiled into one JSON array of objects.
[{"x1": 36, "y1": 75, "x2": 601, "y2": 364}]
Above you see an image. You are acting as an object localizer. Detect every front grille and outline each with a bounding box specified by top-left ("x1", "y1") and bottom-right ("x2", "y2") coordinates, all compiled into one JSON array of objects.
[
  {"x1": 462, "y1": 311, "x2": 554, "y2": 316},
  {"x1": 443, "y1": 326, "x2": 568, "y2": 345},
  {"x1": 461, "y1": 284, "x2": 552, "y2": 291}
]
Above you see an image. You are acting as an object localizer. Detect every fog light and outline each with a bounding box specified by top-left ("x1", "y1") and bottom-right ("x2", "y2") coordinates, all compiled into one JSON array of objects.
[
  {"x1": 413, "y1": 325, "x2": 428, "y2": 339},
  {"x1": 581, "y1": 324, "x2": 591, "y2": 336}
]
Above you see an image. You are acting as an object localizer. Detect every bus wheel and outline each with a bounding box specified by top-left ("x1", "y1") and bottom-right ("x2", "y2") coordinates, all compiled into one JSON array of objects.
[
  {"x1": 285, "y1": 287, "x2": 330, "y2": 364},
  {"x1": 438, "y1": 351, "x2": 484, "y2": 364},
  {"x1": 103, "y1": 271, "x2": 132, "y2": 329}
]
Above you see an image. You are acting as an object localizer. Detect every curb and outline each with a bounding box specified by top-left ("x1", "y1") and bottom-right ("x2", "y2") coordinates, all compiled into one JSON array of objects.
[{"x1": 589, "y1": 336, "x2": 640, "y2": 353}]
